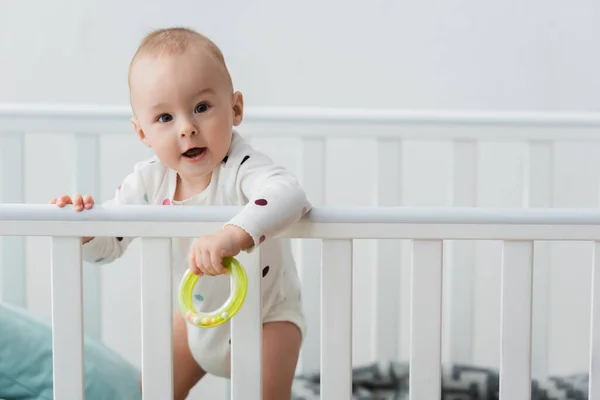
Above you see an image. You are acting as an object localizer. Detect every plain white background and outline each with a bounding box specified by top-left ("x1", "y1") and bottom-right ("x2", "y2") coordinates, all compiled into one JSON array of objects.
[
  {"x1": 1, "y1": 0, "x2": 600, "y2": 110},
  {"x1": 2, "y1": 0, "x2": 600, "y2": 398}
]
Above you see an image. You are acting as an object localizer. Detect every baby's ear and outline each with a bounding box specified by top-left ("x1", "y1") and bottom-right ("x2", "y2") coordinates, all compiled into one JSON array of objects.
[
  {"x1": 232, "y1": 91, "x2": 244, "y2": 126},
  {"x1": 131, "y1": 118, "x2": 150, "y2": 147}
]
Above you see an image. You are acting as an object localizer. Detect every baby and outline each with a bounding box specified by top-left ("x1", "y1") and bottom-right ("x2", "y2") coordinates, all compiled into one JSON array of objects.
[{"x1": 51, "y1": 27, "x2": 310, "y2": 400}]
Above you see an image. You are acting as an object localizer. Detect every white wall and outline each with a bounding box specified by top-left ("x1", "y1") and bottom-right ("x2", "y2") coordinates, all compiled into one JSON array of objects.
[
  {"x1": 2, "y1": 0, "x2": 600, "y2": 398},
  {"x1": 1, "y1": 0, "x2": 599, "y2": 110}
]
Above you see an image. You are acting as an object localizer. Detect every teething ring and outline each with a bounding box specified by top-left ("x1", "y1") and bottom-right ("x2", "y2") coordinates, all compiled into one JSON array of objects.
[{"x1": 178, "y1": 256, "x2": 248, "y2": 328}]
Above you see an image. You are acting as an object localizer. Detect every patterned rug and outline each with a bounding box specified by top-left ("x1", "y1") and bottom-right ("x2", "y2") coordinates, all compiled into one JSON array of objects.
[{"x1": 292, "y1": 361, "x2": 589, "y2": 399}]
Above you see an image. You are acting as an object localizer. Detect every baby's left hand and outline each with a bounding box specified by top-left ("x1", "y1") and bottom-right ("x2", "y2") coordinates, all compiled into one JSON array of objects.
[{"x1": 188, "y1": 226, "x2": 253, "y2": 276}]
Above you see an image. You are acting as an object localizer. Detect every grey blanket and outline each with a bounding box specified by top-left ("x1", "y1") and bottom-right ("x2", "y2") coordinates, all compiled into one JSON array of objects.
[{"x1": 292, "y1": 361, "x2": 589, "y2": 399}]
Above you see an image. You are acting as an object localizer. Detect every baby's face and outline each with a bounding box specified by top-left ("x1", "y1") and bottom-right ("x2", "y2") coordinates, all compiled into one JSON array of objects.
[{"x1": 129, "y1": 46, "x2": 242, "y2": 188}]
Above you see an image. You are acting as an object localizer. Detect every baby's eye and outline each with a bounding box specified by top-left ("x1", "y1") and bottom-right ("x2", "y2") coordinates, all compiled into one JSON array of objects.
[
  {"x1": 157, "y1": 114, "x2": 173, "y2": 123},
  {"x1": 194, "y1": 103, "x2": 209, "y2": 113}
]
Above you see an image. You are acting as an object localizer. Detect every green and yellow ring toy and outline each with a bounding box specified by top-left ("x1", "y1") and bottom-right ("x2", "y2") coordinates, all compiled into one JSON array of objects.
[{"x1": 178, "y1": 256, "x2": 248, "y2": 328}]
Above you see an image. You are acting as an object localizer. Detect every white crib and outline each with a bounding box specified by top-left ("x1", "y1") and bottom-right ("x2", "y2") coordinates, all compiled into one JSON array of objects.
[{"x1": 1, "y1": 104, "x2": 600, "y2": 399}]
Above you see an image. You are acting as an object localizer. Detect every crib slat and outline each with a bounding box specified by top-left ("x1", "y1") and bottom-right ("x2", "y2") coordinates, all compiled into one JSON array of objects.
[
  {"x1": 589, "y1": 242, "x2": 600, "y2": 398},
  {"x1": 297, "y1": 137, "x2": 325, "y2": 373},
  {"x1": 500, "y1": 241, "x2": 533, "y2": 400},
  {"x1": 321, "y1": 239, "x2": 353, "y2": 399},
  {"x1": 51, "y1": 237, "x2": 84, "y2": 399},
  {"x1": 410, "y1": 240, "x2": 443, "y2": 400},
  {"x1": 74, "y1": 134, "x2": 102, "y2": 340},
  {"x1": 231, "y1": 248, "x2": 263, "y2": 400},
  {"x1": 0, "y1": 132, "x2": 26, "y2": 307},
  {"x1": 527, "y1": 140, "x2": 553, "y2": 379},
  {"x1": 374, "y1": 138, "x2": 403, "y2": 363},
  {"x1": 448, "y1": 140, "x2": 477, "y2": 363},
  {"x1": 530, "y1": 240, "x2": 550, "y2": 378},
  {"x1": 140, "y1": 238, "x2": 173, "y2": 400}
]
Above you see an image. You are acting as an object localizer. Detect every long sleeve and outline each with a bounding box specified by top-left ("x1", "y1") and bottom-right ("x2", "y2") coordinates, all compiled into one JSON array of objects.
[
  {"x1": 82, "y1": 160, "x2": 152, "y2": 264},
  {"x1": 225, "y1": 141, "x2": 311, "y2": 251}
]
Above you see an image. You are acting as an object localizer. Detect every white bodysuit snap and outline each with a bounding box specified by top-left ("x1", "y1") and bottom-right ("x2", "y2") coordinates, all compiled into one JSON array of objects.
[{"x1": 81, "y1": 131, "x2": 310, "y2": 377}]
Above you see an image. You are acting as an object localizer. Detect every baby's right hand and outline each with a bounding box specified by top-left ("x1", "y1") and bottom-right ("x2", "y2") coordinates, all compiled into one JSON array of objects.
[
  {"x1": 50, "y1": 193, "x2": 94, "y2": 211},
  {"x1": 50, "y1": 193, "x2": 95, "y2": 243}
]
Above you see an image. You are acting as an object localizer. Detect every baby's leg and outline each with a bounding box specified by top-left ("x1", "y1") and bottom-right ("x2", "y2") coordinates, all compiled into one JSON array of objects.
[
  {"x1": 139, "y1": 312, "x2": 206, "y2": 400},
  {"x1": 262, "y1": 321, "x2": 302, "y2": 400}
]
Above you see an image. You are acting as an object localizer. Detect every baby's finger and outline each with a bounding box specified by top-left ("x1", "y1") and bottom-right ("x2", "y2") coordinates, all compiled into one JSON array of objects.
[
  {"x1": 55, "y1": 194, "x2": 73, "y2": 207},
  {"x1": 188, "y1": 251, "x2": 202, "y2": 276},
  {"x1": 201, "y1": 250, "x2": 218, "y2": 276},
  {"x1": 210, "y1": 250, "x2": 225, "y2": 275},
  {"x1": 190, "y1": 263, "x2": 202, "y2": 276},
  {"x1": 194, "y1": 249, "x2": 205, "y2": 275},
  {"x1": 72, "y1": 193, "x2": 84, "y2": 211},
  {"x1": 82, "y1": 195, "x2": 94, "y2": 210},
  {"x1": 196, "y1": 249, "x2": 213, "y2": 276}
]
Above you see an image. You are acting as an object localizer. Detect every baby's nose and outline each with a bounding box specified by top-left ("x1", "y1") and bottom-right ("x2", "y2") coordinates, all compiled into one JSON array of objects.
[{"x1": 180, "y1": 125, "x2": 197, "y2": 137}]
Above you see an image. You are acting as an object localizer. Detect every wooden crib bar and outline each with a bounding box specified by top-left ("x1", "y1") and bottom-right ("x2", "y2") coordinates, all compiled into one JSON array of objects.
[
  {"x1": 321, "y1": 239, "x2": 353, "y2": 399},
  {"x1": 590, "y1": 242, "x2": 600, "y2": 399},
  {"x1": 409, "y1": 240, "x2": 444, "y2": 400},
  {"x1": 140, "y1": 238, "x2": 173, "y2": 399},
  {"x1": 230, "y1": 248, "x2": 263, "y2": 399},
  {"x1": 500, "y1": 241, "x2": 534, "y2": 399},
  {"x1": 50, "y1": 237, "x2": 85, "y2": 399}
]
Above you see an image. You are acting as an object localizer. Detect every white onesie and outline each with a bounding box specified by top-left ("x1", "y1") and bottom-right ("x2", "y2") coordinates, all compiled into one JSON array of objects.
[{"x1": 81, "y1": 131, "x2": 310, "y2": 377}]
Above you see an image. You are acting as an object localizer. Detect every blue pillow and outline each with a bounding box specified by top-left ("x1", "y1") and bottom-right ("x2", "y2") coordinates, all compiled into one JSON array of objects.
[{"x1": 0, "y1": 303, "x2": 142, "y2": 400}]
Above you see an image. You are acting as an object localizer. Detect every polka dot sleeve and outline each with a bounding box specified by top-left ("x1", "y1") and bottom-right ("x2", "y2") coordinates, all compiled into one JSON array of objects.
[
  {"x1": 225, "y1": 146, "x2": 312, "y2": 252},
  {"x1": 82, "y1": 160, "x2": 151, "y2": 264}
]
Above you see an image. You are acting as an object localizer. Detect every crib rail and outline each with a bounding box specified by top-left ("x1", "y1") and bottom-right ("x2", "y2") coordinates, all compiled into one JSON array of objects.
[
  {"x1": 3, "y1": 103, "x2": 600, "y2": 385},
  {"x1": 2, "y1": 205, "x2": 600, "y2": 399},
  {"x1": 2, "y1": 103, "x2": 600, "y2": 137}
]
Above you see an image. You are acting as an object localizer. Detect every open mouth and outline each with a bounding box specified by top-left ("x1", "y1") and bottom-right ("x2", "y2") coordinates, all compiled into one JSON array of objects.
[{"x1": 182, "y1": 147, "x2": 206, "y2": 158}]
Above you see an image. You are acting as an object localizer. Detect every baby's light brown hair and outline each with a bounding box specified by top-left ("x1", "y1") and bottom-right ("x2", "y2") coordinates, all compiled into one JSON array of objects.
[{"x1": 128, "y1": 27, "x2": 233, "y2": 90}]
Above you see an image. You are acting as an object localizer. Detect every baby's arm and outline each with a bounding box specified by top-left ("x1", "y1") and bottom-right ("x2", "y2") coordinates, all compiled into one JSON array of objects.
[
  {"x1": 189, "y1": 148, "x2": 310, "y2": 276},
  {"x1": 225, "y1": 148, "x2": 311, "y2": 251},
  {"x1": 186, "y1": 141, "x2": 312, "y2": 276},
  {"x1": 81, "y1": 163, "x2": 149, "y2": 265}
]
